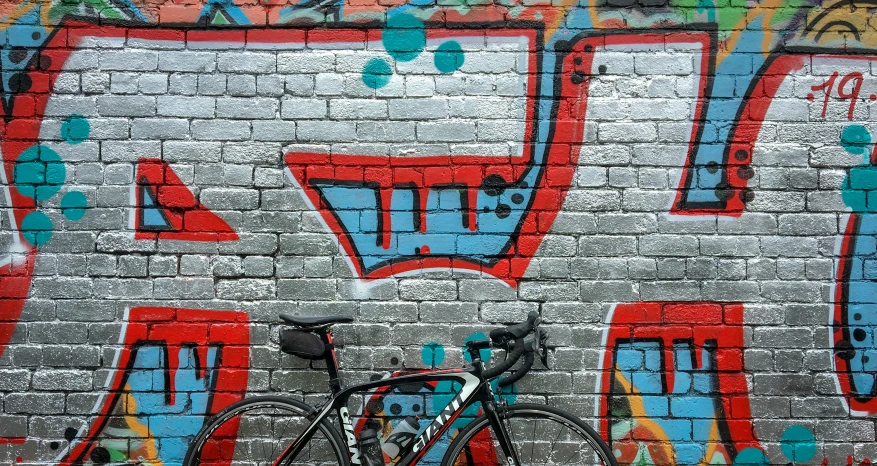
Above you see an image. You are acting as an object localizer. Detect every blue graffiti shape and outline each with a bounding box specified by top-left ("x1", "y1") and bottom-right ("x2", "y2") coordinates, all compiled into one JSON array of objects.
[
  {"x1": 0, "y1": 9, "x2": 50, "y2": 116},
  {"x1": 681, "y1": 16, "x2": 766, "y2": 209},
  {"x1": 611, "y1": 340, "x2": 735, "y2": 465},
  {"x1": 124, "y1": 344, "x2": 220, "y2": 464},
  {"x1": 312, "y1": 173, "x2": 535, "y2": 275},
  {"x1": 196, "y1": 0, "x2": 253, "y2": 25},
  {"x1": 839, "y1": 124, "x2": 877, "y2": 400}
]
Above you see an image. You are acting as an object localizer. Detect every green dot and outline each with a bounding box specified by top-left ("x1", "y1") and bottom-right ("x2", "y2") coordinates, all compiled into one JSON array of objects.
[
  {"x1": 421, "y1": 342, "x2": 446, "y2": 367},
  {"x1": 842, "y1": 124, "x2": 872, "y2": 155},
  {"x1": 362, "y1": 58, "x2": 392, "y2": 89},
  {"x1": 435, "y1": 41, "x2": 465, "y2": 73},
  {"x1": 732, "y1": 448, "x2": 769, "y2": 466},
  {"x1": 61, "y1": 191, "x2": 88, "y2": 221},
  {"x1": 780, "y1": 425, "x2": 816, "y2": 462},
  {"x1": 21, "y1": 211, "x2": 53, "y2": 247},
  {"x1": 61, "y1": 114, "x2": 90, "y2": 144},
  {"x1": 383, "y1": 13, "x2": 426, "y2": 62},
  {"x1": 14, "y1": 145, "x2": 65, "y2": 201}
]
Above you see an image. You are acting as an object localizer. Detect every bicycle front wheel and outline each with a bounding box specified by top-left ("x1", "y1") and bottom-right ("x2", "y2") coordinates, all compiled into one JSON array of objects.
[
  {"x1": 184, "y1": 396, "x2": 349, "y2": 466},
  {"x1": 441, "y1": 403, "x2": 618, "y2": 466}
]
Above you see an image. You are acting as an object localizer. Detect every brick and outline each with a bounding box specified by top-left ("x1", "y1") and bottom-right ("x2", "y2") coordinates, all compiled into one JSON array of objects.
[
  {"x1": 100, "y1": 50, "x2": 158, "y2": 71},
  {"x1": 157, "y1": 96, "x2": 215, "y2": 117},
  {"x1": 191, "y1": 119, "x2": 251, "y2": 140}
]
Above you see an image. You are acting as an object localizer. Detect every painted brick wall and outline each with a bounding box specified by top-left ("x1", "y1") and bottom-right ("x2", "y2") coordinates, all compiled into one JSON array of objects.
[{"x1": 0, "y1": 1, "x2": 876, "y2": 465}]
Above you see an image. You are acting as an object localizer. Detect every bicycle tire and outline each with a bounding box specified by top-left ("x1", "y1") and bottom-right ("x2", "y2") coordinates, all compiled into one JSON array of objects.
[
  {"x1": 440, "y1": 403, "x2": 618, "y2": 466},
  {"x1": 183, "y1": 396, "x2": 350, "y2": 466}
]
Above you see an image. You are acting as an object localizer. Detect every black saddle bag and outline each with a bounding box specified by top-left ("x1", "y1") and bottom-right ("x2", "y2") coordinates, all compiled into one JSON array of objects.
[{"x1": 280, "y1": 329, "x2": 326, "y2": 359}]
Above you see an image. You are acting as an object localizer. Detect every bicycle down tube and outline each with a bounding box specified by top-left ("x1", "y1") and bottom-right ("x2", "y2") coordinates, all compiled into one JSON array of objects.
[{"x1": 276, "y1": 368, "x2": 496, "y2": 466}]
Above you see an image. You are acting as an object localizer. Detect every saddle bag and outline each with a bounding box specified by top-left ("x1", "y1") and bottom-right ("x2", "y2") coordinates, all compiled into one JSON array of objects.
[{"x1": 280, "y1": 329, "x2": 326, "y2": 359}]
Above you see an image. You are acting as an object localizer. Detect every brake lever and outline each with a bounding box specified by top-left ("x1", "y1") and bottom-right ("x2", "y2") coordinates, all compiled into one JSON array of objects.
[{"x1": 538, "y1": 329, "x2": 549, "y2": 369}]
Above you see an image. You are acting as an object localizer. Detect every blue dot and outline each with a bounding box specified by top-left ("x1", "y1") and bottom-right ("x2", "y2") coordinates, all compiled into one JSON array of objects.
[
  {"x1": 383, "y1": 13, "x2": 426, "y2": 62},
  {"x1": 733, "y1": 448, "x2": 769, "y2": 466},
  {"x1": 463, "y1": 333, "x2": 491, "y2": 363},
  {"x1": 435, "y1": 41, "x2": 465, "y2": 73},
  {"x1": 781, "y1": 425, "x2": 816, "y2": 462},
  {"x1": 362, "y1": 58, "x2": 392, "y2": 89},
  {"x1": 21, "y1": 211, "x2": 53, "y2": 247},
  {"x1": 61, "y1": 191, "x2": 88, "y2": 221},
  {"x1": 61, "y1": 114, "x2": 90, "y2": 144},
  {"x1": 14, "y1": 145, "x2": 65, "y2": 201},
  {"x1": 842, "y1": 124, "x2": 872, "y2": 155},
  {"x1": 422, "y1": 342, "x2": 446, "y2": 367}
]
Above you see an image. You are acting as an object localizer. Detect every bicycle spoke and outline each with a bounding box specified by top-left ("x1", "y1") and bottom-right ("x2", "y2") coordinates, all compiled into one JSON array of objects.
[
  {"x1": 445, "y1": 406, "x2": 615, "y2": 466},
  {"x1": 545, "y1": 418, "x2": 564, "y2": 464},
  {"x1": 188, "y1": 399, "x2": 345, "y2": 466}
]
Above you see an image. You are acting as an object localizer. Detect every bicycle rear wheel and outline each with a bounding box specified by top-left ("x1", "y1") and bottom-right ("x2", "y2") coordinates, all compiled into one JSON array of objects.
[
  {"x1": 440, "y1": 403, "x2": 617, "y2": 466},
  {"x1": 184, "y1": 396, "x2": 348, "y2": 466}
]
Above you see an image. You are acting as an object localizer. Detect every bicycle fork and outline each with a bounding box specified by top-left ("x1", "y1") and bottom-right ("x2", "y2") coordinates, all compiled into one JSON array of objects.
[{"x1": 482, "y1": 386, "x2": 522, "y2": 466}]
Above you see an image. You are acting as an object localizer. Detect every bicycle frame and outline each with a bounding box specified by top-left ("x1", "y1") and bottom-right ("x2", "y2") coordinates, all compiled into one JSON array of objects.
[{"x1": 275, "y1": 330, "x2": 521, "y2": 466}]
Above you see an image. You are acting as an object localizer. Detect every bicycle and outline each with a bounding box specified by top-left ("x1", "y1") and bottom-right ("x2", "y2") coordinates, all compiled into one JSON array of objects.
[{"x1": 183, "y1": 311, "x2": 618, "y2": 466}]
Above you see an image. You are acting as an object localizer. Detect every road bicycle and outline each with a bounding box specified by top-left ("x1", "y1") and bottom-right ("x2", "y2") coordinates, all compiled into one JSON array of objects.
[{"x1": 183, "y1": 311, "x2": 618, "y2": 466}]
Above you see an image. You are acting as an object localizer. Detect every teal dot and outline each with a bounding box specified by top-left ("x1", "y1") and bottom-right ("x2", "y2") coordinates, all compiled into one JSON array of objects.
[
  {"x1": 733, "y1": 448, "x2": 769, "y2": 466},
  {"x1": 781, "y1": 425, "x2": 816, "y2": 462},
  {"x1": 434, "y1": 41, "x2": 465, "y2": 73},
  {"x1": 61, "y1": 114, "x2": 90, "y2": 144},
  {"x1": 14, "y1": 145, "x2": 65, "y2": 201},
  {"x1": 463, "y1": 332, "x2": 491, "y2": 363},
  {"x1": 21, "y1": 211, "x2": 53, "y2": 247},
  {"x1": 383, "y1": 13, "x2": 425, "y2": 62},
  {"x1": 61, "y1": 191, "x2": 88, "y2": 221},
  {"x1": 362, "y1": 58, "x2": 392, "y2": 89},
  {"x1": 421, "y1": 342, "x2": 446, "y2": 367},
  {"x1": 842, "y1": 124, "x2": 872, "y2": 155}
]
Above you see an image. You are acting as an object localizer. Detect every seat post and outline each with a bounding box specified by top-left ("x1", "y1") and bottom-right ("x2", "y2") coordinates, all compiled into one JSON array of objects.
[{"x1": 318, "y1": 329, "x2": 343, "y2": 395}]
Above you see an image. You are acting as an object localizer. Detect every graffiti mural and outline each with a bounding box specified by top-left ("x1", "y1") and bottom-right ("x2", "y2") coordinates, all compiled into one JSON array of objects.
[
  {"x1": 134, "y1": 158, "x2": 239, "y2": 242},
  {"x1": 0, "y1": 0, "x2": 874, "y2": 464},
  {"x1": 56, "y1": 307, "x2": 249, "y2": 466},
  {"x1": 718, "y1": 49, "x2": 877, "y2": 416},
  {"x1": 353, "y1": 336, "x2": 515, "y2": 464},
  {"x1": 599, "y1": 303, "x2": 762, "y2": 465}
]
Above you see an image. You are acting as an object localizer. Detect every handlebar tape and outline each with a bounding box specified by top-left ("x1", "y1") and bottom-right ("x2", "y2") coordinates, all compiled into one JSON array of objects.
[
  {"x1": 498, "y1": 349, "x2": 534, "y2": 388},
  {"x1": 482, "y1": 337, "x2": 525, "y2": 380},
  {"x1": 489, "y1": 311, "x2": 540, "y2": 343},
  {"x1": 489, "y1": 326, "x2": 507, "y2": 343}
]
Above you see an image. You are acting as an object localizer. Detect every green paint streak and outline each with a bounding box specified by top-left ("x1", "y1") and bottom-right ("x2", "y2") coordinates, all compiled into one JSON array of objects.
[
  {"x1": 770, "y1": 0, "x2": 805, "y2": 25},
  {"x1": 212, "y1": 12, "x2": 231, "y2": 25}
]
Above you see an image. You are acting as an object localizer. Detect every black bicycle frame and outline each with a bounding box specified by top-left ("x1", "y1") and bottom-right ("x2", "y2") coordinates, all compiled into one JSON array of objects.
[{"x1": 276, "y1": 330, "x2": 521, "y2": 466}]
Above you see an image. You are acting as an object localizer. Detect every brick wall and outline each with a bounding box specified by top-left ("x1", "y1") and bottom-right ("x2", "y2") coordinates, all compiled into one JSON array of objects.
[{"x1": 1, "y1": 2, "x2": 876, "y2": 465}]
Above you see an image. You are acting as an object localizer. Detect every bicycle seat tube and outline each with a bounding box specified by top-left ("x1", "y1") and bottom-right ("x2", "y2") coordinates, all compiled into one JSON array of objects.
[{"x1": 318, "y1": 329, "x2": 344, "y2": 395}]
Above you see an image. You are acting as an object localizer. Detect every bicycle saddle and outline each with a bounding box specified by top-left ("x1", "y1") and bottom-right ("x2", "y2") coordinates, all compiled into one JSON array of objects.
[{"x1": 279, "y1": 314, "x2": 354, "y2": 327}]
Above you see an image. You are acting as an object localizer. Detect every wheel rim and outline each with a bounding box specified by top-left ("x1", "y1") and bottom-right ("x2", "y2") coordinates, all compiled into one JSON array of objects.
[
  {"x1": 192, "y1": 402, "x2": 343, "y2": 466},
  {"x1": 448, "y1": 410, "x2": 613, "y2": 466}
]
